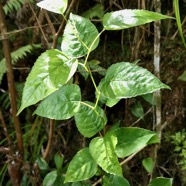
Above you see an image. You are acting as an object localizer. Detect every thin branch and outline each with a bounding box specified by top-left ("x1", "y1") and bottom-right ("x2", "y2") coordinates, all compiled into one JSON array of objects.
[
  {"x1": 130, "y1": 108, "x2": 152, "y2": 127},
  {"x1": 152, "y1": 0, "x2": 162, "y2": 178},
  {"x1": 0, "y1": 107, "x2": 13, "y2": 151},
  {"x1": 0, "y1": 2, "x2": 23, "y2": 185},
  {"x1": 28, "y1": 3, "x2": 50, "y2": 47},
  {"x1": 0, "y1": 1, "x2": 24, "y2": 157},
  {"x1": 43, "y1": 119, "x2": 55, "y2": 160},
  {"x1": 43, "y1": 10, "x2": 56, "y2": 36}
]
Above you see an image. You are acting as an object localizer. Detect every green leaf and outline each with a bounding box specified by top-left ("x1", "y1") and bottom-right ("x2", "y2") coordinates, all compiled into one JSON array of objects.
[
  {"x1": 53, "y1": 175, "x2": 65, "y2": 186},
  {"x1": 114, "y1": 127, "x2": 159, "y2": 158},
  {"x1": 103, "y1": 9, "x2": 173, "y2": 30},
  {"x1": 36, "y1": 156, "x2": 49, "y2": 171},
  {"x1": 178, "y1": 70, "x2": 186, "y2": 81},
  {"x1": 65, "y1": 148, "x2": 97, "y2": 183},
  {"x1": 148, "y1": 177, "x2": 173, "y2": 186},
  {"x1": 81, "y1": 4, "x2": 104, "y2": 19},
  {"x1": 141, "y1": 93, "x2": 156, "y2": 105},
  {"x1": 34, "y1": 84, "x2": 81, "y2": 120},
  {"x1": 98, "y1": 92, "x2": 120, "y2": 107},
  {"x1": 61, "y1": 13, "x2": 100, "y2": 58},
  {"x1": 142, "y1": 157, "x2": 154, "y2": 173},
  {"x1": 89, "y1": 134, "x2": 122, "y2": 176},
  {"x1": 54, "y1": 152, "x2": 64, "y2": 172},
  {"x1": 17, "y1": 49, "x2": 78, "y2": 114},
  {"x1": 74, "y1": 102, "x2": 107, "y2": 137},
  {"x1": 37, "y1": 0, "x2": 67, "y2": 14},
  {"x1": 88, "y1": 60, "x2": 106, "y2": 76},
  {"x1": 131, "y1": 101, "x2": 144, "y2": 118},
  {"x1": 103, "y1": 174, "x2": 130, "y2": 186},
  {"x1": 98, "y1": 62, "x2": 170, "y2": 100},
  {"x1": 43, "y1": 170, "x2": 58, "y2": 186}
]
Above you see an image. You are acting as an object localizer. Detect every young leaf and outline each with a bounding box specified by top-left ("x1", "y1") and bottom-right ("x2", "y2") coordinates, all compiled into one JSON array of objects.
[
  {"x1": 142, "y1": 157, "x2": 154, "y2": 174},
  {"x1": 43, "y1": 170, "x2": 58, "y2": 186},
  {"x1": 34, "y1": 84, "x2": 81, "y2": 120},
  {"x1": 131, "y1": 101, "x2": 144, "y2": 118},
  {"x1": 65, "y1": 148, "x2": 97, "y2": 183},
  {"x1": 54, "y1": 152, "x2": 64, "y2": 172},
  {"x1": 17, "y1": 49, "x2": 78, "y2": 114},
  {"x1": 103, "y1": 9, "x2": 173, "y2": 30},
  {"x1": 61, "y1": 13, "x2": 100, "y2": 58},
  {"x1": 37, "y1": 0, "x2": 67, "y2": 14},
  {"x1": 81, "y1": 4, "x2": 104, "y2": 19},
  {"x1": 74, "y1": 101, "x2": 107, "y2": 137},
  {"x1": 89, "y1": 134, "x2": 122, "y2": 176},
  {"x1": 98, "y1": 62, "x2": 170, "y2": 100},
  {"x1": 36, "y1": 156, "x2": 49, "y2": 171},
  {"x1": 103, "y1": 174, "x2": 130, "y2": 186},
  {"x1": 148, "y1": 177, "x2": 173, "y2": 186},
  {"x1": 141, "y1": 93, "x2": 156, "y2": 105},
  {"x1": 114, "y1": 127, "x2": 159, "y2": 158}
]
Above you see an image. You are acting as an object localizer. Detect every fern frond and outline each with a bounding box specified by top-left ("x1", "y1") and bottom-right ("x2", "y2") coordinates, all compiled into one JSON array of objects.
[
  {"x1": 3, "y1": 0, "x2": 34, "y2": 15},
  {"x1": 0, "y1": 44, "x2": 41, "y2": 84}
]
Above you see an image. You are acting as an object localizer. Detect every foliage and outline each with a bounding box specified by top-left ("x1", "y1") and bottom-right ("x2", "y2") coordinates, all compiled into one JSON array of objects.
[
  {"x1": 0, "y1": 44, "x2": 41, "y2": 84},
  {"x1": 14, "y1": 1, "x2": 174, "y2": 185},
  {"x1": 173, "y1": 0, "x2": 186, "y2": 49},
  {"x1": 3, "y1": 0, "x2": 34, "y2": 15},
  {"x1": 170, "y1": 129, "x2": 186, "y2": 170},
  {"x1": 1, "y1": 0, "x2": 181, "y2": 185}
]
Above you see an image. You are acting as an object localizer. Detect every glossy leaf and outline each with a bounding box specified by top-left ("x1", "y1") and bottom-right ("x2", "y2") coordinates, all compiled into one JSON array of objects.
[
  {"x1": 98, "y1": 62, "x2": 170, "y2": 100},
  {"x1": 103, "y1": 9, "x2": 172, "y2": 30},
  {"x1": 114, "y1": 127, "x2": 159, "y2": 158},
  {"x1": 61, "y1": 13, "x2": 100, "y2": 58},
  {"x1": 74, "y1": 101, "x2": 107, "y2": 137},
  {"x1": 37, "y1": 0, "x2": 67, "y2": 14},
  {"x1": 148, "y1": 177, "x2": 173, "y2": 186},
  {"x1": 17, "y1": 49, "x2": 78, "y2": 114},
  {"x1": 103, "y1": 174, "x2": 130, "y2": 186},
  {"x1": 142, "y1": 157, "x2": 154, "y2": 173},
  {"x1": 43, "y1": 170, "x2": 58, "y2": 186},
  {"x1": 65, "y1": 148, "x2": 97, "y2": 183},
  {"x1": 34, "y1": 84, "x2": 81, "y2": 120},
  {"x1": 89, "y1": 133, "x2": 122, "y2": 176}
]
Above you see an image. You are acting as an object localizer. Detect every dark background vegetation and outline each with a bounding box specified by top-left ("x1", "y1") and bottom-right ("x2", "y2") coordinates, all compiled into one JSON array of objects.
[{"x1": 0, "y1": 0, "x2": 186, "y2": 185}]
